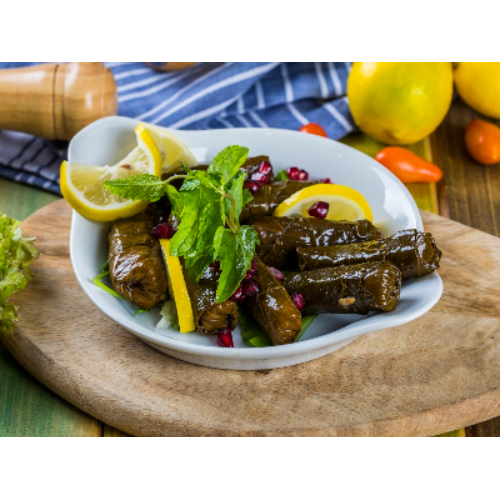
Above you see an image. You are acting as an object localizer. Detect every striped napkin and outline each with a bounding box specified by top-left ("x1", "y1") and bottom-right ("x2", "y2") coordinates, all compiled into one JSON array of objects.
[{"x1": 0, "y1": 62, "x2": 354, "y2": 195}]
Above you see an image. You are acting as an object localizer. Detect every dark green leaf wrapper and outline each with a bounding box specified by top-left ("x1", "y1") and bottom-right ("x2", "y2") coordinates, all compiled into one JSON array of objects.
[
  {"x1": 284, "y1": 262, "x2": 402, "y2": 315},
  {"x1": 252, "y1": 216, "x2": 383, "y2": 269},
  {"x1": 240, "y1": 180, "x2": 316, "y2": 222},
  {"x1": 297, "y1": 229, "x2": 442, "y2": 280},
  {"x1": 239, "y1": 155, "x2": 274, "y2": 182},
  {"x1": 182, "y1": 265, "x2": 238, "y2": 334},
  {"x1": 246, "y1": 256, "x2": 302, "y2": 345},
  {"x1": 108, "y1": 208, "x2": 168, "y2": 310}
]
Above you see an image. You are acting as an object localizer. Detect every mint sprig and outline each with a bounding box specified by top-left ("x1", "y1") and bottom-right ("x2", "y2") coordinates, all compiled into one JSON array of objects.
[{"x1": 104, "y1": 145, "x2": 259, "y2": 303}]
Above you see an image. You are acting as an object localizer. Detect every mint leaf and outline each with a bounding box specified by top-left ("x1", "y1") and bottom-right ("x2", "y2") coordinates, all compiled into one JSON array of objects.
[
  {"x1": 208, "y1": 145, "x2": 249, "y2": 184},
  {"x1": 166, "y1": 184, "x2": 183, "y2": 218},
  {"x1": 179, "y1": 161, "x2": 191, "y2": 175},
  {"x1": 104, "y1": 174, "x2": 166, "y2": 202},
  {"x1": 242, "y1": 188, "x2": 253, "y2": 207},
  {"x1": 225, "y1": 169, "x2": 247, "y2": 220},
  {"x1": 275, "y1": 169, "x2": 289, "y2": 182},
  {"x1": 170, "y1": 183, "x2": 223, "y2": 260},
  {"x1": 214, "y1": 225, "x2": 259, "y2": 303}
]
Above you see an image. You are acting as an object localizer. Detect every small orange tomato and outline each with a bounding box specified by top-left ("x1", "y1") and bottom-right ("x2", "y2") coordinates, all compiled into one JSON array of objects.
[
  {"x1": 465, "y1": 119, "x2": 500, "y2": 165},
  {"x1": 375, "y1": 147, "x2": 443, "y2": 184},
  {"x1": 299, "y1": 123, "x2": 328, "y2": 138}
]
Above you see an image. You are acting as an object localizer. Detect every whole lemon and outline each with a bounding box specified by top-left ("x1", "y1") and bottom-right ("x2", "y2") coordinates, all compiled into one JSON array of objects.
[
  {"x1": 347, "y1": 62, "x2": 453, "y2": 144},
  {"x1": 454, "y1": 62, "x2": 500, "y2": 119}
]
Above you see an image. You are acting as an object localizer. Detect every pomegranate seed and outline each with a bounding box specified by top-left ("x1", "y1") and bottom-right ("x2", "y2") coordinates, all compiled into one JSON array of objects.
[
  {"x1": 242, "y1": 278, "x2": 261, "y2": 297},
  {"x1": 230, "y1": 285, "x2": 245, "y2": 302},
  {"x1": 245, "y1": 260, "x2": 257, "y2": 279},
  {"x1": 297, "y1": 169, "x2": 309, "y2": 181},
  {"x1": 258, "y1": 161, "x2": 273, "y2": 175},
  {"x1": 286, "y1": 167, "x2": 301, "y2": 180},
  {"x1": 308, "y1": 201, "x2": 329, "y2": 219},
  {"x1": 267, "y1": 266, "x2": 285, "y2": 281},
  {"x1": 151, "y1": 222, "x2": 174, "y2": 239},
  {"x1": 320, "y1": 178, "x2": 332, "y2": 184},
  {"x1": 209, "y1": 261, "x2": 220, "y2": 271},
  {"x1": 217, "y1": 329, "x2": 234, "y2": 348},
  {"x1": 244, "y1": 180, "x2": 261, "y2": 195},
  {"x1": 251, "y1": 172, "x2": 271, "y2": 185},
  {"x1": 291, "y1": 292, "x2": 305, "y2": 312}
]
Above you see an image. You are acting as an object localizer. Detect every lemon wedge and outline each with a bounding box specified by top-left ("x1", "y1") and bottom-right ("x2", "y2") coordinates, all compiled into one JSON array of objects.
[
  {"x1": 140, "y1": 123, "x2": 197, "y2": 174},
  {"x1": 273, "y1": 184, "x2": 373, "y2": 222},
  {"x1": 159, "y1": 239, "x2": 195, "y2": 333},
  {"x1": 60, "y1": 124, "x2": 162, "y2": 222}
]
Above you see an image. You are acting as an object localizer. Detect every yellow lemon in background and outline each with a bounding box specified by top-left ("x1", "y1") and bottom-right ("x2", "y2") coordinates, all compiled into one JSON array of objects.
[
  {"x1": 347, "y1": 62, "x2": 454, "y2": 145},
  {"x1": 454, "y1": 62, "x2": 500, "y2": 119}
]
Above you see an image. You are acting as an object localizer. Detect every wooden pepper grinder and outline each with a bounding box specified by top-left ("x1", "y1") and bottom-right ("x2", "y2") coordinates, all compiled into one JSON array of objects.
[{"x1": 0, "y1": 62, "x2": 117, "y2": 141}]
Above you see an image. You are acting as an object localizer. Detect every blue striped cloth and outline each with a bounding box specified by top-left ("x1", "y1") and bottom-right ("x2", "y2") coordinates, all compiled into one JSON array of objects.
[{"x1": 0, "y1": 62, "x2": 354, "y2": 195}]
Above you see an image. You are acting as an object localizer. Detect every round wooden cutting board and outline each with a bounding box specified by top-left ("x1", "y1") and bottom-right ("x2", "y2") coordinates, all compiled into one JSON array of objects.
[{"x1": 3, "y1": 199, "x2": 500, "y2": 436}]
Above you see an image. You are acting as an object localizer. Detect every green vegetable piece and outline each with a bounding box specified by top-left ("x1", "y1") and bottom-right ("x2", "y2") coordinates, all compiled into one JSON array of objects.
[
  {"x1": 104, "y1": 174, "x2": 167, "y2": 202},
  {"x1": 92, "y1": 260, "x2": 124, "y2": 300},
  {"x1": 294, "y1": 316, "x2": 316, "y2": 342},
  {"x1": 238, "y1": 304, "x2": 273, "y2": 347},
  {"x1": 0, "y1": 213, "x2": 40, "y2": 334},
  {"x1": 208, "y1": 145, "x2": 249, "y2": 184},
  {"x1": 134, "y1": 309, "x2": 149, "y2": 317},
  {"x1": 274, "y1": 169, "x2": 289, "y2": 182}
]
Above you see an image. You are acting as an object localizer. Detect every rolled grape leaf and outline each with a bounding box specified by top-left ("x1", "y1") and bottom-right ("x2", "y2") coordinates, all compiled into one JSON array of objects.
[
  {"x1": 297, "y1": 229, "x2": 441, "y2": 280},
  {"x1": 240, "y1": 180, "x2": 316, "y2": 222},
  {"x1": 246, "y1": 256, "x2": 302, "y2": 345},
  {"x1": 108, "y1": 208, "x2": 168, "y2": 310},
  {"x1": 252, "y1": 216, "x2": 383, "y2": 269},
  {"x1": 182, "y1": 265, "x2": 238, "y2": 334},
  {"x1": 284, "y1": 262, "x2": 402, "y2": 315}
]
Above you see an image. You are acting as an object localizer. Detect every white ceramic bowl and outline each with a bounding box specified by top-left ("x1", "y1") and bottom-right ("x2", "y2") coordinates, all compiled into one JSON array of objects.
[{"x1": 69, "y1": 116, "x2": 443, "y2": 370}]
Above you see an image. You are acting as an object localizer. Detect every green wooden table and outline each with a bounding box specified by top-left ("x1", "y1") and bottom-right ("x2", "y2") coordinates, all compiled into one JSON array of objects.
[{"x1": 1, "y1": 99, "x2": 498, "y2": 436}]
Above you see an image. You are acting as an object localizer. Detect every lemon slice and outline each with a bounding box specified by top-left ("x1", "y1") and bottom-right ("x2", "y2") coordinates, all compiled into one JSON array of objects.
[
  {"x1": 139, "y1": 123, "x2": 197, "y2": 174},
  {"x1": 159, "y1": 239, "x2": 195, "y2": 333},
  {"x1": 273, "y1": 184, "x2": 373, "y2": 222},
  {"x1": 61, "y1": 124, "x2": 162, "y2": 222}
]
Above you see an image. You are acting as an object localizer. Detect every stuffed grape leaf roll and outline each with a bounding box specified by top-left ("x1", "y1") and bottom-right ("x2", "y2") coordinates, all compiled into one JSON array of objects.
[
  {"x1": 240, "y1": 181, "x2": 316, "y2": 222},
  {"x1": 246, "y1": 256, "x2": 302, "y2": 345},
  {"x1": 183, "y1": 265, "x2": 238, "y2": 334},
  {"x1": 252, "y1": 216, "x2": 383, "y2": 269},
  {"x1": 297, "y1": 229, "x2": 441, "y2": 280},
  {"x1": 108, "y1": 209, "x2": 168, "y2": 310},
  {"x1": 284, "y1": 262, "x2": 401, "y2": 315}
]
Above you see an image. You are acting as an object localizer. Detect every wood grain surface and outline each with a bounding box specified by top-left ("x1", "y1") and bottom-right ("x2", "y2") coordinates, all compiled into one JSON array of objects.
[{"x1": 3, "y1": 199, "x2": 500, "y2": 436}]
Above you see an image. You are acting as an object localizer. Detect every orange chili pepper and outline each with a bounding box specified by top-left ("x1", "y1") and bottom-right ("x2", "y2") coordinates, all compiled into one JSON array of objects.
[
  {"x1": 299, "y1": 123, "x2": 328, "y2": 138},
  {"x1": 375, "y1": 147, "x2": 443, "y2": 183},
  {"x1": 465, "y1": 119, "x2": 500, "y2": 165}
]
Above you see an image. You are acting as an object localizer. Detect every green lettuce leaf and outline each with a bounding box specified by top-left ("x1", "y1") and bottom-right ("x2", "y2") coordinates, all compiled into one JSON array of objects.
[{"x1": 0, "y1": 213, "x2": 40, "y2": 334}]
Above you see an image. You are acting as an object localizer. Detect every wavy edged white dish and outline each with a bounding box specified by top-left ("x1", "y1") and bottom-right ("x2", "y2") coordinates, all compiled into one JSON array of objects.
[{"x1": 69, "y1": 116, "x2": 443, "y2": 370}]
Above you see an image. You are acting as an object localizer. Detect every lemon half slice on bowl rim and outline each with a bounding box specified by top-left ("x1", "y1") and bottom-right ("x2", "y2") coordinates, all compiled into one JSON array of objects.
[
  {"x1": 273, "y1": 184, "x2": 373, "y2": 222},
  {"x1": 61, "y1": 124, "x2": 162, "y2": 222}
]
